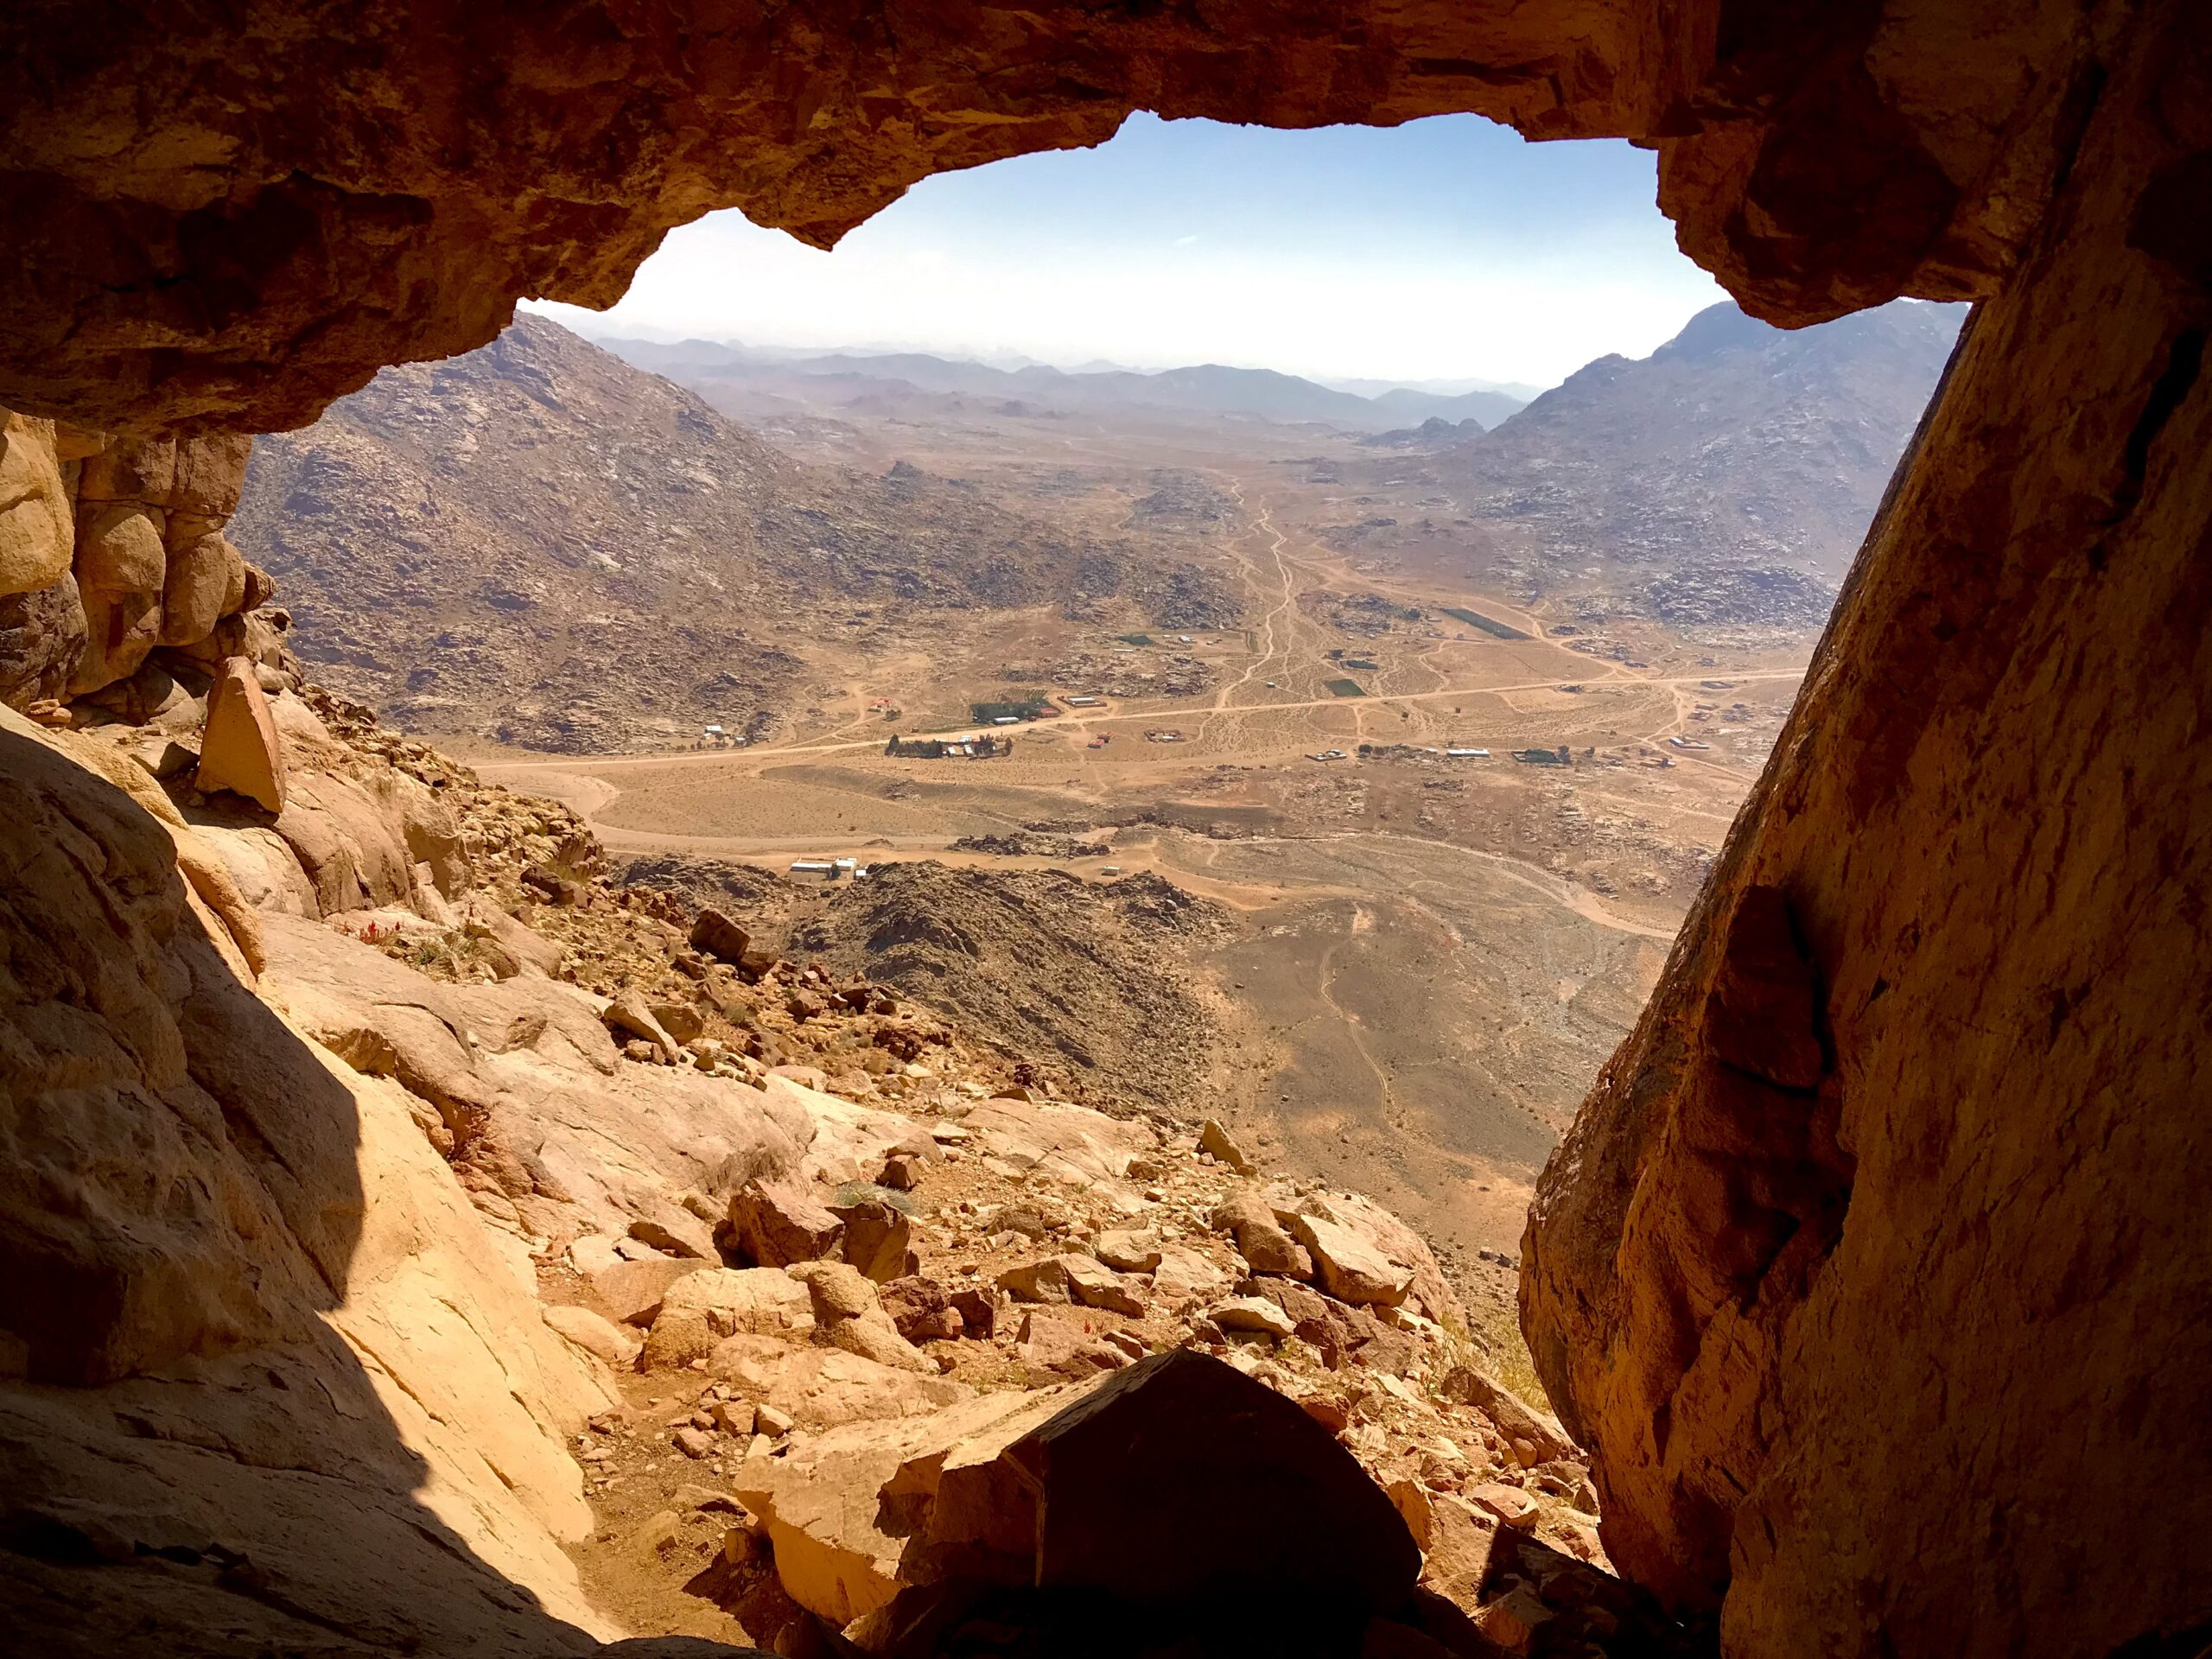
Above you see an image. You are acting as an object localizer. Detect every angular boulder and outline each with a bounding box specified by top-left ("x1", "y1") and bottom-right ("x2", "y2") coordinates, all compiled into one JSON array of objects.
[
  {"x1": 642, "y1": 1266, "x2": 815, "y2": 1369},
  {"x1": 996, "y1": 1255, "x2": 1076, "y2": 1304},
  {"x1": 1061, "y1": 1253, "x2": 1146, "y2": 1317},
  {"x1": 880, "y1": 1275, "x2": 962, "y2": 1344},
  {"x1": 1198, "y1": 1116, "x2": 1255, "y2": 1173},
  {"x1": 689, "y1": 906, "x2": 751, "y2": 964},
  {"x1": 1212, "y1": 1186, "x2": 1313, "y2": 1280},
  {"x1": 1286, "y1": 1210, "x2": 1413, "y2": 1308},
  {"x1": 195, "y1": 655, "x2": 287, "y2": 811},
  {"x1": 1007, "y1": 1350, "x2": 1420, "y2": 1614},
  {"x1": 710, "y1": 1334, "x2": 968, "y2": 1432},
  {"x1": 544, "y1": 1303, "x2": 643, "y2": 1370},
  {"x1": 1443, "y1": 1365, "x2": 1576, "y2": 1467},
  {"x1": 589, "y1": 1255, "x2": 707, "y2": 1327},
  {"x1": 834, "y1": 1194, "x2": 915, "y2": 1283},
  {"x1": 789, "y1": 1260, "x2": 934, "y2": 1373},
  {"x1": 729, "y1": 1178, "x2": 844, "y2": 1268}
]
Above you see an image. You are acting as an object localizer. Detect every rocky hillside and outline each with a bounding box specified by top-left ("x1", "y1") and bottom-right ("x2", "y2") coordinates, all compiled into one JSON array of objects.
[
  {"x1": 622, "y1": 854, "x2": 1236, "y2": 1116},
  {"x1": 0, "y1": 604, "x2": 1692, "y2": 1654},
  {"x1": 1390, "y1": 301, "x2": 1963, "y2": 628},
  {"x1": 228, "y1": 317, "x2": 1224, "y2": 751}
]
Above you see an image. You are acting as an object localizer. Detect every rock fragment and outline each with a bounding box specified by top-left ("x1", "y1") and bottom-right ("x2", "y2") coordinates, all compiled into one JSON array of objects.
[
  {"x1": 1286, "y1": 1210, "x2": 1414, "y2": 1307},
  {"x1": 1198, "y1": 1116, "x2": 1255, "y2": 1173},
  {"x1": 729, "y1": 1179, "x2": 844, "y2": 1267},
  {"x1": 688, "y1": 906, "x2": 751, "y2": 964},
  {"x1": 195, "y1": 655, "x2": 287, "y2": 811}
]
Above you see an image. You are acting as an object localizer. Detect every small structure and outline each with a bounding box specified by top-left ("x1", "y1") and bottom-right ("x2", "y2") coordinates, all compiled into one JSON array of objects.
[
  {"x1": 791, "y1": 860, "x2": 839, "y2": 879},
  {"x1": 886, "y1": 733, "x2": 1012, "y2": 759},
  {"x1": 1446, "y1": 747, "x2": 1491, "y2": 759},
  {"x1": 1100, "y1": 865, "x2": 1123, "y2": 876},
  {"x1": 1668, "y1": 735, "x2": 1714, "y2": 751},
  {"x1": 1062, "y1": 695, "x2": 1103, "y2": 708}
]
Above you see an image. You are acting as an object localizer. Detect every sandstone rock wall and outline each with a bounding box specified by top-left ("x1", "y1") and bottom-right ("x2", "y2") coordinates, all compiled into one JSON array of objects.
[
  {"x1": 0, "y1": 0, "x2": 2123, "y2": 430},
  {"x1": 0, "y1": 702, "x2": 623, "y2": 1653},
  {"x1": 0, "y1": 416, "x2": 276, "y2": 709},
  {"x1": 1521, "y1": 3, "x2": 2212, "y2": 1651}
]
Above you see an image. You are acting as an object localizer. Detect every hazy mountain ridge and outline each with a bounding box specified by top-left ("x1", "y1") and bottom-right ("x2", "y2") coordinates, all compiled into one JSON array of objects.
[{"x1": 596, "y1": 335, "x2": 1529, "y2": 431}]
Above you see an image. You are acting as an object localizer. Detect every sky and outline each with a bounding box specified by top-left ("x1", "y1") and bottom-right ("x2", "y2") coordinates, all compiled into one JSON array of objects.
[{"x1": 533, "y1": 112, "x2": 1727, "y2": 392}]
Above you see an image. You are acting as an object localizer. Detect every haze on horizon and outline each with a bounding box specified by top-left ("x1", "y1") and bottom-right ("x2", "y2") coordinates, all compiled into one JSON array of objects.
[{"x1": 534, "y1": 112, "x2": 1726, "y2": 393}]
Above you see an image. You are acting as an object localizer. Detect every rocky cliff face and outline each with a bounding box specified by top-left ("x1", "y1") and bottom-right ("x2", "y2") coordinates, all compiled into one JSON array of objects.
[
  {"x1": 1520, "y1": 7, "x2": 2212, "y2": 1652},
  {"x1": 0, "y1": 416, "x2": 284, "y2": 714}
]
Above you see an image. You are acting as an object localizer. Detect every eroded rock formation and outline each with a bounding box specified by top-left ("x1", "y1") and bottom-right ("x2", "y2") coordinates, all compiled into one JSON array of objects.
[
  {"x1": 0, "y1": 0, "x2": 2204, "y2": 1656},
  {"x1": 1521, "y1": 3, "x2": 2212, "y2": 1651},
  {"x1": 0, "y1": 0, "x2": 2126, "y2": 431}
]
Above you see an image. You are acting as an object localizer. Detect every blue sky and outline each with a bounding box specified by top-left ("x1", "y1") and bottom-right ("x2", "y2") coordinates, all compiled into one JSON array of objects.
[{"x1": 537, "y1": 113, "x2": 1726, "y2": 391}]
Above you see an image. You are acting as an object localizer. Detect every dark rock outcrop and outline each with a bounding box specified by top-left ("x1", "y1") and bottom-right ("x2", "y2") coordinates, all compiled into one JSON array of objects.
[{"x1": 1522, "y1": 8, "x2": 2212, "y2": 1650}]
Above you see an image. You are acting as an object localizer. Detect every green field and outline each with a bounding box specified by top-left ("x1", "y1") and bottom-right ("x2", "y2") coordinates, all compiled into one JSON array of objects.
[
  {"x1": 1325, "y1": 678, "x2": 1367, "y2": 697},
  {"x1": 1441, "y1": 606, "x2": 1531, "y2": 641}
]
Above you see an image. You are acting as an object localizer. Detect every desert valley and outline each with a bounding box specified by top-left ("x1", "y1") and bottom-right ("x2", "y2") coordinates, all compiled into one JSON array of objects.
[
  {"x1": 228, "y1": 301, "x2": 1958, "y2": 1287},
  {"x1": 4, "y1": 11, "x2": 2205, "y2": 1659}
]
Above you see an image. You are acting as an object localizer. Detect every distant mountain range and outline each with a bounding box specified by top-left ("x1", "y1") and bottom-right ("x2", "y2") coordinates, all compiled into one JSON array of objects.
[
  {"x1": 230, "y1": 318, "x2": 1227, "y2": 751},
  {"x1": 593, "y1": 336, "x2": 1531, "y2": 432}
]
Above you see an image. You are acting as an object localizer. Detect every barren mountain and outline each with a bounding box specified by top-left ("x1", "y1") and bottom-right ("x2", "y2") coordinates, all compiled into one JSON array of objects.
[
  {"x1": 1372, "y1": 300, "x2": 1964, "y2": 628},
  {"x1": 230, "y1": 317, "x2": 1222, "y2": 751}
]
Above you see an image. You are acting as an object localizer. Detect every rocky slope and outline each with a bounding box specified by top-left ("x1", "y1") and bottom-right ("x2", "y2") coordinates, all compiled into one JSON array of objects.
[
  {"x1": 227, "y1": 317, "x2": 1226, "y2": 751},
  {"x1": 1390, "y1": 302, "x2": 1963, "y2": 628},
  {"x1": 1, "y1": 404, "x2": 1648, "y2": 1651},
  {"x1": 620, "y1": 855, "x2": 1236, "y2": 1119}
]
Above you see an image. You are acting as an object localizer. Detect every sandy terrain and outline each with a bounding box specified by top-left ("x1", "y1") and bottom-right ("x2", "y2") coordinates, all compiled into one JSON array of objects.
[{"x1": 468, "y1": 441, "x2": 1803, "y2": 1268}]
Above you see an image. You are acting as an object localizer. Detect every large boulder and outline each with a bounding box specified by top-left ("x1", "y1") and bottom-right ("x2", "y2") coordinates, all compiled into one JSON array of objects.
[
  {"x1": 731, "y1": 1351, "x2": 1419, "y2": 1634},
  {"x1": 640, "y1": 1268, "x2": 814, "y2": 1369},
  {"x1": 1284, "y1": 1209, "x2": 1414, "y2": 1309},
  {"x1": 1007, "y1": 1351, "x2": 1420, "y2": 1612},
  {"x1": 728, "y1": 1179, "x2": 844, "y2": 1267},
  {"x1": 170, "y1": 433, "x2": 253, "y2": 518},
  {"x1": 961, "y1": 1096, "x2": 1160, "y2": 1185},
  {"x1": 195, "y1": 656, "x2": 287, "y2": 812},
  {"x1": 689, "y1": 906, "x2": 750, "y2": 964},
  {"x1": 788, "y1": 1261, "x2": 934, "y2": 1374},
  {"x1": 833, "y1": 1194, "x2": 914, "y2": 1283},
  {"x1": 0, "y1": 412, "x2": 72, "y2": 597},
  {"x1": 159, "y1": 527, "x2": 245, "y2": 645},
  {"x1": 709, "y1": 1336, "x2": 967, "y2": 1432},
  {"x1": 1212, "y1": 1186, "x2": 1313, "y2": 1280},
  {"x1": 0, "y1": 570, "x2": 86, "y2": 707},
  {"x1": 77, "y1": 435, "x2": 175, "y2": 503}
]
